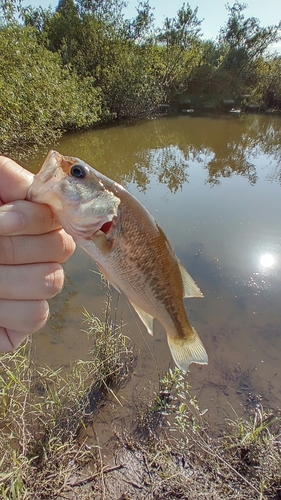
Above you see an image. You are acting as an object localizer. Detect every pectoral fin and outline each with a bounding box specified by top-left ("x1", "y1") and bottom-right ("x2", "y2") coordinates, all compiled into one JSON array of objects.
[
  {"x1": 129, "y1": 301, "x2": 154, "y2": 336},
  {"x1": 179, "y1": 263, "x2": 203, "y2": 298}
]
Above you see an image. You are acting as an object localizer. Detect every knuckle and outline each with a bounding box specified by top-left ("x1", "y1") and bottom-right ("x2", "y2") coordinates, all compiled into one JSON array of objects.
[
  {"x1": 45, "y1": 264, "x2": 64, "y2": 298},
  {"x1": 0, "y1": 299, "x2": 49, "y2": 334},
  {"x1": 58, "y1": 229, "x2": 76, "y2": 262},
  {"x1": 0, "y1": 235, "x2": 16, "y2": 264},
  {"x1": 0, "y1": 265, "x2": 8, "y2": 297},
  {"x1": 29, "y1": 300, "x2": 49, "y2": 333}
]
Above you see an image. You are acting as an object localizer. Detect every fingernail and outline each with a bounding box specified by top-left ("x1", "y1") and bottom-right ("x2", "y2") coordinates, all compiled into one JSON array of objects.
[{"x1": 0, "y1": 209, "x2": 25, "y2": 234}]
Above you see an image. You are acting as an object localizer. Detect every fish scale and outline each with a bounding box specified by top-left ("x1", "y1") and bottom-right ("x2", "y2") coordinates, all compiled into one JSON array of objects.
[{"x1": 28, "y1": 150, "x2": 208, "y2": 372}]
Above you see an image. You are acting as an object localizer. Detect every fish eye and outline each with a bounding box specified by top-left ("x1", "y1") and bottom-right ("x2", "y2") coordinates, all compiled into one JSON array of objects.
[{"x1": 70, "y1": 164, "x2": 87, "y2": 179}]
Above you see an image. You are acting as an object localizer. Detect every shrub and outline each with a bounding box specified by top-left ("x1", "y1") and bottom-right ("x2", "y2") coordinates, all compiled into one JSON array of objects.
[{"x1": 0, "y1": 25, "x2": 102, "y2": 154}]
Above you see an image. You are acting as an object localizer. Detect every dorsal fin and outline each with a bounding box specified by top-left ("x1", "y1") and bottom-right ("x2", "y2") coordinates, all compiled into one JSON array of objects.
[{"x1": 179, "y1": 262, "x2": 203, "y2": 298}]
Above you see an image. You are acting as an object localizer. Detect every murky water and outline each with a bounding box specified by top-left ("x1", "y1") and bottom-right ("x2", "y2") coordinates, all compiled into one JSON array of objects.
[{"x1": 23, "y1": 114, "x2": 281, "y2": 435}]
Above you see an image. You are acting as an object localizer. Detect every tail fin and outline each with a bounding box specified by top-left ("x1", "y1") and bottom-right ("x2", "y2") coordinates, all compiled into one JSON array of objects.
[{"x1": 167, "y1": 327, "x2": 208, "y2": 373}]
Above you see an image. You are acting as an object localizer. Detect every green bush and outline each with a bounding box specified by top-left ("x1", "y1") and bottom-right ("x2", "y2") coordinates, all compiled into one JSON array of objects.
[{"x1": 0, "y1": 25, "x2": 102, "y2": 154}]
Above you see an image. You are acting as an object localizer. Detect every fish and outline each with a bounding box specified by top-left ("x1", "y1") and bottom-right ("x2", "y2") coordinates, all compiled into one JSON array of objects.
[{"x1": 27, "y1": 150, "x2": 208, "y2": 372}]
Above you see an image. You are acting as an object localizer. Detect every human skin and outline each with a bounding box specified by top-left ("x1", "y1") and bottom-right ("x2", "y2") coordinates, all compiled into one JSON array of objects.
[{"x1": 0, "y1": 156, "x2": 76, "y2": 351}]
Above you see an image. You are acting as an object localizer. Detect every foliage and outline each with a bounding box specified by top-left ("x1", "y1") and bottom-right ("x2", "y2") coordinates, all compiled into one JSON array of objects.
[
  {"x1": 220, "y1": 2, "x2": 281, "y2": 59},
  {"x1": 155, "y1": 3, "x2": 203, "y2": 99},
  {"x1": 0, "y1": 24, "x2": 101, "y2": 154},
  {"x1": 0, "y1": 0, "x2": 22, "y2": 24},
  {"x1": 157, "y1": 2, "x2": 202, "y2": 49},
  {"x1": 1, "y1": 0, "x2": 281, "y2": 154},
  {"x1": 258, "y1": 55, "x2": 281, "y2": 106},
  {"x1": 216, "y1": 2, "x2": 281, "y2": 97},
  {"x1": 124, "y1": 0, "x2": 155, "y2": 43},
  {"x1": 32, "y1": 3, "x2": 164, "y2": 119},
  {"x1": 152, "y1": 367, "x2": 202, "y2": 434},
  {"x1": 76, "y1": 0, "x2": 126, "y2": 27},
  {"x1": 98, "y1": 41, "x2": 165, "y2": 118}
]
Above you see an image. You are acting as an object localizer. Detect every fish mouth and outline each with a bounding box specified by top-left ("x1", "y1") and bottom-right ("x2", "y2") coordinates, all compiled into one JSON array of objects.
[
  {"x1": 90, "y1": 216, "x2": 117, "y2": 239},
  {"x1": 99, "y1": 221, "x2": 113, "y2": 234},
  {"x1": 89, "y1": 217, "x2": 117, "y2": 252}
]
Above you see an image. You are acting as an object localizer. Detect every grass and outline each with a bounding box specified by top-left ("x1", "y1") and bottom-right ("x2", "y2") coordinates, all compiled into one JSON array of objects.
[
  {"x1": 0, "y1": 293, "x2": 133, "y2": 499},
  {"x1": 0, "y1": 292, "x2": 280, "y2": 499},
  {"x1": 116, "y1": 370, "x2": 281, "y2": 500}
]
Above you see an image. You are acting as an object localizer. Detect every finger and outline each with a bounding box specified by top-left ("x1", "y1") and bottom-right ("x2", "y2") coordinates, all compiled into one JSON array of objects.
[
  {"x1": 0, "y1": 156, "x2": 33, "y2": 204},
  {"x1": 0, "y1": 328, "x2": 30, "y2": 352},
  {"x1": 0, "y1": 263, "x2": 64, "y2": 300},
  {"x1": 0, "y1": 228, "x2": 75, "y2": 265},
  {"x1": 0, "y1": 200, "x2": 61, "y2": 236},
  {"x1": 0, "y1": 299, "x2": 49, "y2": 335}
]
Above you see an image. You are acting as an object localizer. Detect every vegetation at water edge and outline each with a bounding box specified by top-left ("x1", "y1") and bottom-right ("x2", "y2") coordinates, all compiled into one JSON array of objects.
[
  {"x1": 0, "y1": 0, "x2": 281, "y2": 154},
  {"x1": 0, "y1": 300, "x2": 280, "y2": 499}
]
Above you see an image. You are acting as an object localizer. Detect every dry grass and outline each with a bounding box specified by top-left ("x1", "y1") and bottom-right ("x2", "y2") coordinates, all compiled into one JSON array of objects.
[
  {"x1": 0, "y1": 295, "x2": 280, "y2": 499},
  {"x1": 0, "y1": 294, "x2": 133, "y2": 500},
  {"x1": 111, "y1": 370, "x2": 281, "y2": 500}
]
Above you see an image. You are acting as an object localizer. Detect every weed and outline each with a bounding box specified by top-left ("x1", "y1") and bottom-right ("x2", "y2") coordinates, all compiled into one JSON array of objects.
[
  {"x1": 0, "y1": 294, "x2": 280, "y2": 499},
  {"x1": 116, "y1": 369, "x2": 281, "y2": 500},
  {"x1": 0, "y1": 294, "x2": 133, "y2": 500}
]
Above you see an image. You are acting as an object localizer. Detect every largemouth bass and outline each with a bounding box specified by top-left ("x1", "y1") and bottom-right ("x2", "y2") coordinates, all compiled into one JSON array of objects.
[{"x1": 28, "y1": 150, "x2": 208, "y2": 372}]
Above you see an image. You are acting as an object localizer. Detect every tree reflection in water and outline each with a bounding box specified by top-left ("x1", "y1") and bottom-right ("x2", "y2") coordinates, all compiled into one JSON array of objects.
[
  {"x1": 24, "y1": 113, "x2": 281, "y2": 427},
  {"x1": 44, "y1": 114, "x2": 281, "y2": 193}
]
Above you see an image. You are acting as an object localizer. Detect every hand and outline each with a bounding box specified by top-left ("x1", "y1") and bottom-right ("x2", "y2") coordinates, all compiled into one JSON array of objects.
[{"x1": 0, "y1": 156, "x2": 75, "y2": 352}]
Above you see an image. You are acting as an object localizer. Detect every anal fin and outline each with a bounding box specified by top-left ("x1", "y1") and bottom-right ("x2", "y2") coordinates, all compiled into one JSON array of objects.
[{"x1": 179, "y1": 263, "x2": 203, "y2": 298}]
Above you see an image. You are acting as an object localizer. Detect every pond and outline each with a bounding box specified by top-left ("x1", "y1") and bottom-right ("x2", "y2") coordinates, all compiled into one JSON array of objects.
[{"x1": 24, "y1": 113, "x2": 281, "y2": 438}]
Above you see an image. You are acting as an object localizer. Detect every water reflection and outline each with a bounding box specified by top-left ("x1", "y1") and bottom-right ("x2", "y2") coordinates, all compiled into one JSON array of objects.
[
  {"x1": 23, "y1": 114, "x2": 281, "y2": 430},
  {"x1": 143, "y1": 146, "x2": 189, "y2": 192},
  {"x1": 260, "y1": 253, "x2": 275, "y2": 269},
  {"x1": 28, "y1": 114, "x2": 281, "y2": 194}
]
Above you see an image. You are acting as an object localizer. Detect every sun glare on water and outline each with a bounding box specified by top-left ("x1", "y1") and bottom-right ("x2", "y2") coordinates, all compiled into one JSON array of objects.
[{"x1": 259, "y1": 253, "x2": 275, "y2": 268}]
